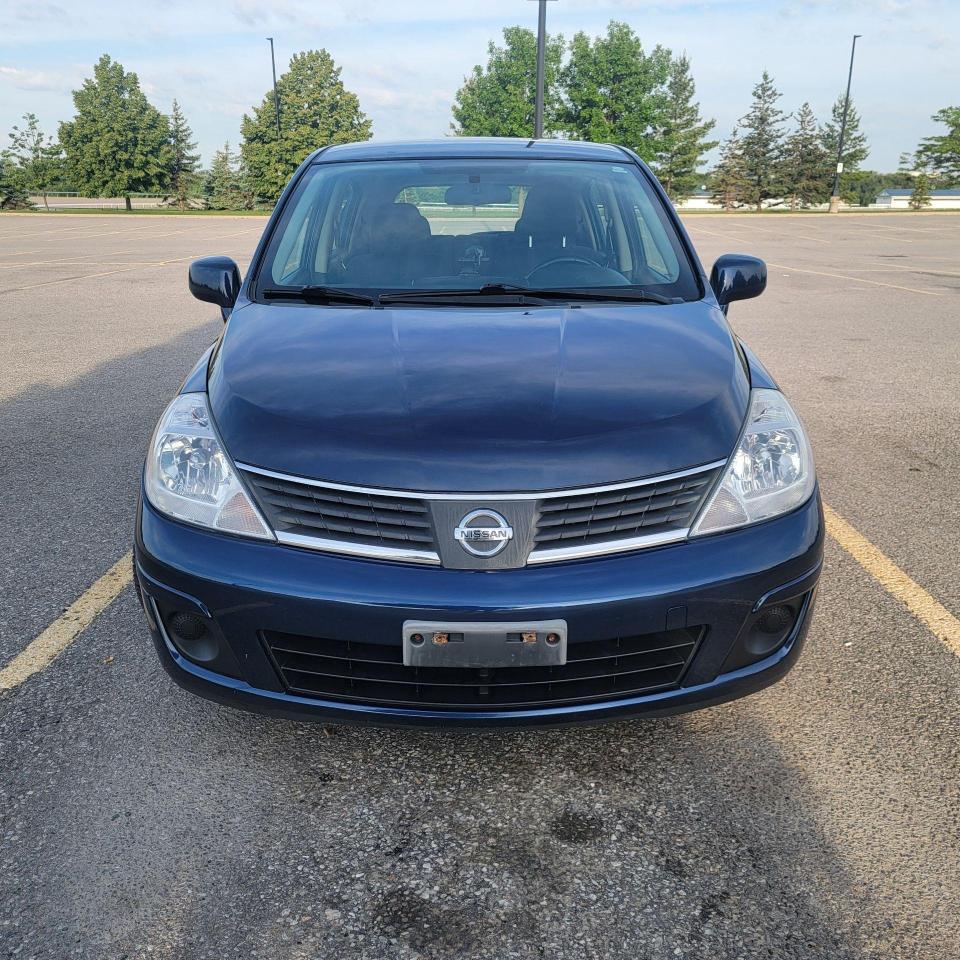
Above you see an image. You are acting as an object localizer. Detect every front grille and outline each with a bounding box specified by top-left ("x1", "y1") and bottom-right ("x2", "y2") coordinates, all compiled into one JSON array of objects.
[
  {"x1": 243, "y1": 470, "x2": 437, "y2": 552},
  {"x1": 240, "y1": 461, "x2": 723, "y2": 565},
  {"x1": 263, "y1": 626, "x2": 703, "y2": 710},
  {"x1": 533, "y1": 468, "x2": 719, "y2": 549}
]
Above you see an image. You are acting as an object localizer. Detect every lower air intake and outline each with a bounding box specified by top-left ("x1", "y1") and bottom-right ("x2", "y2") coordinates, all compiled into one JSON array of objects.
[{"x1": 263, "y1": 626, "x2": 704, "y2": 710}]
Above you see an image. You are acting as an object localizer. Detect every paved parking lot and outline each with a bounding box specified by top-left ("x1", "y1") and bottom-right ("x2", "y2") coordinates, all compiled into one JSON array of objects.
[{"x1": 1, "y1": 211, "x2": 958, "y2": 959}]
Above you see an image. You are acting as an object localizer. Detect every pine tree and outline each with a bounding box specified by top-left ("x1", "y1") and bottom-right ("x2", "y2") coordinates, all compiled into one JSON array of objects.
[
  {"x1": 7, "y1": 113, "x2": 61, "y2": 210},
  {"x1": 452, "y1": 26, "x2": 566, "y2": 137},
  {"x1": 166, "y1": 100, "x2": 200, "y2": 209},
  {"x1": 0, "y1": 152, "x2": 32, "y2": 209},
  {"x1": 653, "y1": 54, "x2": 717, "y2": 200},
  {"x1": 710, "y1": 128, "x2": 750, "y2": 210},
  {"x1": 738, "y1": 71, "x2": 789, "y2": 211},
  {"x1": 59, "y1": 55, "x2": 172, "y2": 211},
  {"x1": 819, "y1": 95, "x2": 869, "y2": 173},
  {"x1": 561, "y1": 22, "x2": 672, "y2": 162},
  {"x1": 783, "y1": 102, "x2": 830, "y2": 209},
  {"x1": 909, "y1": 171, "x2": 932, "y2": 209},
  {"x1": 241, "y1": 49, "x2": 371, "y2": 202},
  {"x1": 205, "y1": 143, "x2": 244, "y2": 210}
]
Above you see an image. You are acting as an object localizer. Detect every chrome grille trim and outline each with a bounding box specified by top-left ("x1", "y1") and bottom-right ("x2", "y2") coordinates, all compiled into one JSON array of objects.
[
  {"x1": 238, "y1": 460, "x2": 725, "y2": 565},
  {"x1": 275, "y1": 531, "x2": 441, "y2": 565},
  {"x1": 236, "y1": 460, "x2": 726, "y2": 502},
  {"x1": 526, "y1": 528, "x2": 690, "y2": 564}
]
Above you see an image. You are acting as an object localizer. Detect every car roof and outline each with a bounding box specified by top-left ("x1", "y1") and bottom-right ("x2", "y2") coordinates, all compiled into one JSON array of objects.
[{"x1": 311, "y1": 138, "x2": 633, "y2": 164}]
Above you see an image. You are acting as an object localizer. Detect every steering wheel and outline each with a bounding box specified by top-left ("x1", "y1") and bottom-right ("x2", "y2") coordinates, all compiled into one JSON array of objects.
[
  {"x1": 526, "y1": 256, "x2": 629, "y2": 287},
  {"x1": 529, "y1": 256, "x2": 598, "y2": 274}
]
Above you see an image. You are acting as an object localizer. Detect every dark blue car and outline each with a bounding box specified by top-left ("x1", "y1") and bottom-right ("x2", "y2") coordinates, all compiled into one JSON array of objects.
[{"x1": 134, "y1": 138, "x2": 822, "y2": 727}]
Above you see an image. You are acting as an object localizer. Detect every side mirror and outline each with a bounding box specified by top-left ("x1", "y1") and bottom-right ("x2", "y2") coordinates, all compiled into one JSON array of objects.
[
  {"x1": 710, "y1": 254, "x2": 767, "y2": 311},
  {"x1": 188, "y1": 257, "x2": 241, "y2": 314}
]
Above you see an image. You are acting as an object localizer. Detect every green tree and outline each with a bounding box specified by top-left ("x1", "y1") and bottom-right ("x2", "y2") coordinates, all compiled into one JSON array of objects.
[
  {"x1": 710, "y1": 128, "x2": 750, "y2": 210},
  {"x1": 451, "y1": 26, "x2": 565, "y2": 137},
  {"x1": 59, "y1": 55, "x2": 171, "y2": 211},
  {"x1": 562, "y1": 21, "x2": 672, "y2": 162},
  {"x1": 165, "y1": 99, "x2": 200, "y2": 209},
  {"x1": 916, "y1": 106, "x2": 960, "y2": 185},
  {"x1": 204, "y1": 142, "x2": 254, "y2": 211},
  {"x1": 0, "y1": 152, "x2": 32, "y2": 209},
  {"x1": 241, "y1": 49, "x2": 371, "y2": 201},
  {"x1": 7, "y1": 113, "x2": 61, "y2": 210},
  {"x1": 819, "y1": 95, "x2": 869, "y2": 174},
  {"x1": 782, "y1": 102, "x2": 830, "y2": 208},
  {"x1": 909, "y1": 171, "x2": 932, "y2": 209},
  {"x1": 897, "y1": 151, "x2": 917, "y2": 175},
  {"x1": 739, "y1": 71, "x2": 789, "y2": 211},
  {"x1": 843, "y1": 169, "x2": 914, "y2": 207},
  {"x1": 652, "y1": 54, "x2": 717, "y2": 200}
]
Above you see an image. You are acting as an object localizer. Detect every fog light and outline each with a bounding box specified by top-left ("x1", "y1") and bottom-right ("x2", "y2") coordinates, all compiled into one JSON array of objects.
[
  {"x1": 720, "y1": 590, "x2": 814, "y2": 674},
  {"x1": 745, "y1": 602, "x2": 800, "y2": 658},
  {"x1": 165, "y1": 610, "x2": 219, "y2": 663},
  {"x1": 757, "y1": 604, "x2": 794, "y2": 635},
  {"x1": 169, "y1": 612, "x2": 207, "y2": 642}
]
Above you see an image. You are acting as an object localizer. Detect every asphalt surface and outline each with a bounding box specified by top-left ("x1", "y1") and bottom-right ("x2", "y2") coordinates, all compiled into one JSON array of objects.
[{"x1": 1, "y1": 211, "x2": 959, "y2": 959}]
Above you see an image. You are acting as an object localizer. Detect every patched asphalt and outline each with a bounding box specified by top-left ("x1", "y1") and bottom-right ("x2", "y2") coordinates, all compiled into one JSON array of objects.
[{"x1": 1, "y1": 212, "x2": 959, "y2": 960}]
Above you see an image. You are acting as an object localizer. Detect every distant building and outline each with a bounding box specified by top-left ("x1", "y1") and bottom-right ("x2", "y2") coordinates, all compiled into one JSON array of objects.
[
  {"x1": 674, "y1": 187, "x2": 716, "y2": 210},
  {"x1": 875, "y1": 188, "x2": 960, "y2": 210}
]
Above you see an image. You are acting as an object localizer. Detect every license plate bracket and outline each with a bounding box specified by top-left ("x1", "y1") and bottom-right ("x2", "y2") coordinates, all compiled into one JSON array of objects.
[{"x1": 402, "y1": 620, "x2": 567, "y2": 668}]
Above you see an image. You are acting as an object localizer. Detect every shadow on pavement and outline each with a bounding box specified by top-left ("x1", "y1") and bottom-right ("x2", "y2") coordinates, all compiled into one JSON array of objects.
[
  {"x1": 0, "y1": 321, "x2": 220, "y2": 661},
  {"x1": 0, "y1": 321, "x2": 880, "y2": 960}
]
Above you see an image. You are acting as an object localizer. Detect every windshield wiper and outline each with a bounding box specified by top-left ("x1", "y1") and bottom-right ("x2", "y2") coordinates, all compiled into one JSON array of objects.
[
  {"x1": 498, "y1": 285, "x2": 678, "y2": 304},
  {"x1": 377, "y1": 284, "x2": 542, "y2": 305},
  {"x1": 262, "y1": 285, "x2": 376, "y2": 306},
  {"x1": 378, "y1": 283, "x2": 677, "y2": 305}
]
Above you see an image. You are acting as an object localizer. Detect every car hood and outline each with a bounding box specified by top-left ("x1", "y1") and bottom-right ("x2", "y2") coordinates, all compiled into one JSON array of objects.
[{"x1": 208, "y1": 301, "x2": 749, "y2": 492}]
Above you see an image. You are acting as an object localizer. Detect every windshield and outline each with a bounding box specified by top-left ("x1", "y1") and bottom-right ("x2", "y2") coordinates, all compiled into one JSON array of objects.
[{"x1": 256, "y1": 158, "x2": 700, "y2": 302}]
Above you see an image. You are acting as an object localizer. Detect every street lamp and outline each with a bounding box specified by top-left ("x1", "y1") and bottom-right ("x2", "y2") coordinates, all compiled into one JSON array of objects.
[
  {"x1": 266, "y1": 37, "x2": 281, "y2": 141},
  {"x1": 528, "y1": 0, "x2": 557, "y2": 138},
  {"x1": 829, "y1": 34, "x2": 862, "y2": 214}
]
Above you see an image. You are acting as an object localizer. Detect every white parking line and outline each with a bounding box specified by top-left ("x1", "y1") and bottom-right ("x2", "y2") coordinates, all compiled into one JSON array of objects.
[{"x1": 767, "y1": 262, "x2": 942, "y2": 296}]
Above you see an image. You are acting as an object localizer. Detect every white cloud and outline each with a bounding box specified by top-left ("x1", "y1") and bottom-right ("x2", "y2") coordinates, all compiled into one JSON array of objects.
[
  {"x1": 0, "y1": 65, "x2": 78, "y2": 93},
  {"x1": 0, "y1": 0, "x2": 956, "y2": 170}
]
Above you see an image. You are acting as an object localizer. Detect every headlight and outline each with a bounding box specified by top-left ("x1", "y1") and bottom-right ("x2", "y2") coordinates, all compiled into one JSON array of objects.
[
  {"x1": 144, "y1": 392, "x2": 273, "y2": 540},
  {"x1": 691, "y1": 388, "x2": 815, "y2": 536}
]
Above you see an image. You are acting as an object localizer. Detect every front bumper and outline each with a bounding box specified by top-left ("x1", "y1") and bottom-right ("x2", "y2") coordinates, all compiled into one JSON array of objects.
[{"x1": 134, "y1": 490, "x2": 823, "y2": 727}]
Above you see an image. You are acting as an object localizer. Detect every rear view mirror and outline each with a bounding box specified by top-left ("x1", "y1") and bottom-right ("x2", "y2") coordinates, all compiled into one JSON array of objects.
[
  {"x1": 444, "y1": 183, "x2": 513, "y2": 206},
  {"x1": 710, "y1": 254, "x2": 767, "y2": 311},
  {"x1": 189, "y1": 257, "x2": 241, "y2": 316}
]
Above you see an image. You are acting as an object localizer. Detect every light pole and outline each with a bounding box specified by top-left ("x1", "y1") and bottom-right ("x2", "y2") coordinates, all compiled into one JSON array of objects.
[
  {"x1": 829, "y1": 33, "x2": 862, "y2": 213},
  {"x1": 266, "y1": 37, "x2": 281, "y2": 142},
  {"x1": 529, "y1": 0, "x2": 557, "y2": 138}
]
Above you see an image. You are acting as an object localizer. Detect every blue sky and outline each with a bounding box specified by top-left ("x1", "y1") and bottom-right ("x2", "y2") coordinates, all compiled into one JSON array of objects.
[{"x1": 1, "y1": 0, "x2": 956, "y2": 171}]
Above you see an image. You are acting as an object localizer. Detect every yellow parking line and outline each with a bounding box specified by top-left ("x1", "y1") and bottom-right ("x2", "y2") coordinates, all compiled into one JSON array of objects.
[
  {"x1": 824, "y1": 504, "x2": 960, "y2": 659},
  {"x1": 0, "y1": 553, "x2": 132, "y2": 691},
  {"x1": 3, "y1": 507, "x2": 957, "y2": 693},
  {"x1": 0, "y1": 263, "x2": 155, "y2": 292},
  {"x1": 768, "y1": 262, "x2": 942, "y2": 296},
  {"x1": 0, "y1": 254, "x2": 199, "y2": 292},
  {"x1": 0, "y1": 258, "x2": 164, "y2": 270}
]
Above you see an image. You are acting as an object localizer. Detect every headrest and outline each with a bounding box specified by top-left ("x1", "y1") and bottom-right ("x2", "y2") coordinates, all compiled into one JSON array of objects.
[
  {"x1": 356, "y1": 201, "x2": 431, "y2": 249},
  {"x1": 382, "y1": 202, "x2": 431, "y2": 240},
  {"x1": 515, "y1": 186, "x2": 582, "y2": 239}
]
